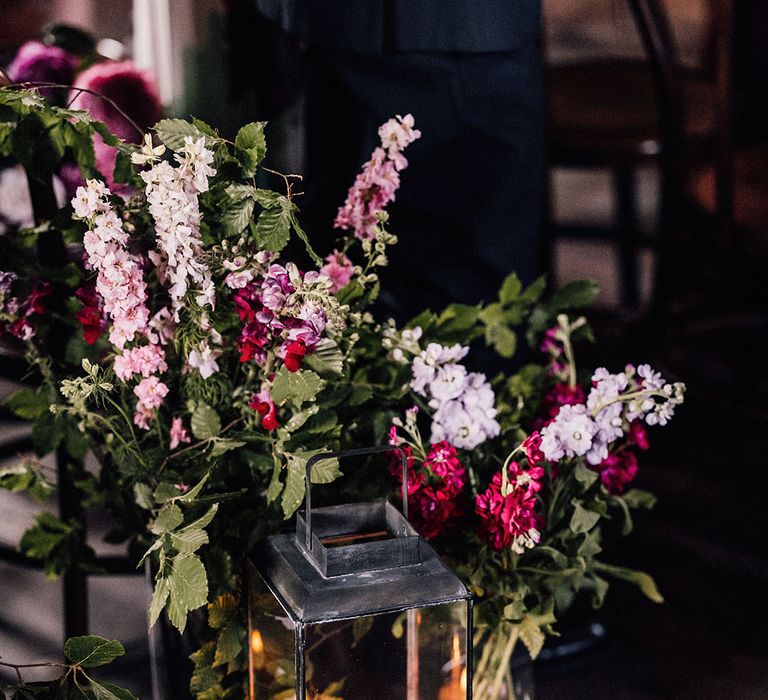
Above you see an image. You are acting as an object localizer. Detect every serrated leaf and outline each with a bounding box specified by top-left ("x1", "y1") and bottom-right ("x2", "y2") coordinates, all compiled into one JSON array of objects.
[
  {"x1": 221, "y1": 197, "x2": 254, "y2": 236},
  {"x1": 150, "y1": 504, "x2": 183, "y2": 535},
  {"x1": 570, "y1": 499, "x2": 601, "y2": 534},
  {"x1": 179, "y1": 474, "x2": 210, "y2": 503},
  {"x1": 234, "y1": 122, "x2": 266, "y2": 161},
  {"x1": 519, "y1": 275, "x2": 547, "y2": 304},
  {"x1": 167, "y1": 554, "x2": 209, "y2": 633},
  {"x1": 252, "y1": 200, "x2": 291, "y2": 253},
  {"x1": 280, "y1": 455, "x2": 306, "y2": 518},
  {"x1": 171, "y1": 528, "x2": 209, "y2": 554},
  {"x1": 289, "y1": 211, "x2": 322, "y2": 265},
  {"x1": 6, "y1": 388, "x2": 51, "y2": 419},
  {"x1": 517, "y1": 616, "x2": 545, "y2": 659},
  {"x1": 148, "y1": 576, "x2": 170, "y2": 628},
  {"x1": 154, "y1": 119, "x2": 209, "y2": 151},
  {"x1": 304, "y1": 338, "x2": 344, "y2": 375},
  {"x1": 64, "y1": 636, "x2": 124, "y2": 667},
  {"x1": 270, "y1": 367, "x2": 325, "y2": 407},
  {"x1": 213, "y1": 624, "x2": 241, "y2": 666},
  {"x1": 87, "y1": 679, "x2": 139, "y2": 700},
  {"x1": 153, "y1": 482, "x2": 182, "y2": 502},
  {"x1": 178, "y1": 504, "x2": 218, "y2": 532},
  {"x1": 266, "y1": 458, "x2": 283, "y2": 504},
  {"x1": 191, "y1": 404, "x2": 221, "y2": 440}
]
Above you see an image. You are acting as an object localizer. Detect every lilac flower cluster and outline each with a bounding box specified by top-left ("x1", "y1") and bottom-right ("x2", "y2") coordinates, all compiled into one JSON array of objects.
[
  {"x1": 540, "y1": 364, "x2": 685, "y2": 465},
  {"x1": 409, "y1": 337, "x2": 501, "y2": 450}
]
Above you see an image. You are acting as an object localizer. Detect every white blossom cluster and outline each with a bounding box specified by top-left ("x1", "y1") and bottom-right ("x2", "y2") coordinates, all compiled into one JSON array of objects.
[
  {"x1": 141, "y1": 136, "x2": 216, "y2": 317},
  {"x1": 409, "y1": 335, "x2": 501, "y2": 450},
  {"x1": 540, "y1": 364, "x2": 685, "y2": 465}
]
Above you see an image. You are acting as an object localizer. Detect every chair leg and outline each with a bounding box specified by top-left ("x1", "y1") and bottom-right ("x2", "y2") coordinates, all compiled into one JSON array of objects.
[{"x1": 615, "y1": 165, "x2": 639, "y2": 309}]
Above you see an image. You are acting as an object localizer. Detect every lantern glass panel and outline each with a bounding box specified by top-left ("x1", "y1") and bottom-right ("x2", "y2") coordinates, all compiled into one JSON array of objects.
[{"x1": 303, "y1": 602, "x2": 468, "y2": 699}]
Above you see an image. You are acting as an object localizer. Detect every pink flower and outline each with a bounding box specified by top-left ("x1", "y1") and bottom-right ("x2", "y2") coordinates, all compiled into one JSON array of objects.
[
  {"x1": 535, "y1": 382, "x2": 586, "y2": 429},
  {"x1": 627, "y1": 420, "x2": 650, "y2": 451},
  {"x1": 114, "y1": 344, "x2": 168, "y2": 381},
  {"x1": 334, "y1": 115, "x2": 420, "y2": 240},
  {"x1": 133, "y1": 376, "x2": 168, "y2": 410},
  {"x1": 594, "y1": 450, "x2": 639, "y2": 495},
  {"x1": 475, "y1": 469, "x2": 543, "y2": 553},
  {"x1": 169, "y1": 417, "x2": 191, "y2": 450},
  {"x1": 319, "y1": 250, "x2": 355, "y2": 293},
  {"x1": 522, "y1": 431, "x2": 545, "y2": 467},
  {"x1": 390, "y1": 441, "x2": 465, "y2": 539}
]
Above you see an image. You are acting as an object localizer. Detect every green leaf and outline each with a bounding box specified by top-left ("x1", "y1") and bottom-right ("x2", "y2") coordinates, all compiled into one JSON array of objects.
[
  {"x1": 270, "y1": 367, "x2": 325, "y2": 407},
  {"x1": 304, "y1": 338, "x2": 344, "y2": 375},
  {"x1": 208, "y1": 438, "x2": 246, "y2": 458},
  {"x1": 221, "y1": 197, "x2": 254, "y2": 236},
  {"x1": 150, "y1": 504, "x2": 183, "y2": 535},
  {"x1": 64, "y1": 636, "x2": 124, "y2": 667},
  {"x1": 289, "y1": 210, "x2": 322, "y2": 265},
  {"x1": 86, "y1": 679, "x2": 138, "y2": 700},
  {"x1": 485, "y1": 322, "x2": 517, "y2": 358},
  {"x1": 133, "y1": 483, "x2": 153, "y2": 510},
  {"x1": 517, "y1": 616, "x2": 545, "y2": 659},
  {"x1": 610, "y1": 495, "x2": 634, "y2": 536},
  {"x1": 574, "y1": 463, "x2": 599, "y2": 487},
  {"x1": 499, "y1": 273, "x2": 523, "y2": 304},
  {"x1": 154, "y1": 119, "x2": 209, "y2": 150},
  {"x1": 191, "y1": 404, "x2": 221, "y2": 440},
  {"x1": 179, "y1": 473, "x2": 210, "y2": 503},
  {"x1": 252, "y1": 199, "x2": 291, "y2": 253},
  {"x1": 148, "y1": 575, "x2": 170, "y2": 628},
  {"x1": 593, "y1": 562, "x2": 664, "y2": 603},
  {"x1": 590, "y1": 574, "x2": 610, "y2": 608},
  {"x1": 519, "y1": 275, "x2": 547, "y2": 304},
  {"x1": 6, "y1": 388, "x2": 51, "y2": 420},
  {"x1": 577, "y1": 530, "x2": 603, "y2": 558},
  {"x1": 281, "y1": 455, "x2": 306, "y2": 518},
  {"x1": 266, "y1": 458, "x2": 283, "y2": 504},
  {"x1": 191, "y1": 117, "x2": 217, "y2": 138},
  {"x1": 234, "y1": 121, "x2": 267, "y2": 171},
  {"x1": 213, "y1": 624, "x2": 241, "y2": 666},
  {"x1": 549, "y1": 280, "x2": 600, "y2": 310},
  {"x1": 178, "y1": 504, "x2": 218, "y2": 532},
  {"x1": 171, "y1": 528, "x2": 208, "y2": 554},
  {"x1": 623, "y1": 488, "x2": 657, "y2": 510},
  {"x1": 167, "y1": 554, "x2": 209, "y2": 633},
  {"x1": 153, "y1": 482, "x2": 182, "y2": 502},
  {"x1": 570, "y1": 499, "x2": 601, "y2": 534}
]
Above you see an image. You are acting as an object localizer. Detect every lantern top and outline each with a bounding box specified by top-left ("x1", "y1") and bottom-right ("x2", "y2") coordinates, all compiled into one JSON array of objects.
[{"x1": 252, "y1": 521, "x2": 470, "y2": 624}]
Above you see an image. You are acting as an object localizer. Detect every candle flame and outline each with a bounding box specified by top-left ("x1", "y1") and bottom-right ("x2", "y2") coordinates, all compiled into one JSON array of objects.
[
  {"x1": 451, "y1": 631, "x2": 461, "y2": 662},
  {"x1": 460, "y1": 668, "x2": 467, "y2": 692},
  {"x1": 250, "y1": 629, "x2": 264, "y2": 655}
]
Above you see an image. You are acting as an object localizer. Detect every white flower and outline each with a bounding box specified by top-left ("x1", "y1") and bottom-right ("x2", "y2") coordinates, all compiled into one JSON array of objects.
[
  {"x1": 188, "y1": 342, "x2": 220, "y2": 379},
  {"x1": 130, "y1": 134, "x2": 166, "y2": 165},
  {"x1": 428, "y1": 363, "x2": 468, "y2": 402},
  {"x1": 637, "y1": 364, "x2": 664, "y2": 391},
  {"x1": 540, "y1": 404, "x2": 598, "y2": 462},
  {"x1": 431, "y1": 401, "x2": 486, "y2": 450}
]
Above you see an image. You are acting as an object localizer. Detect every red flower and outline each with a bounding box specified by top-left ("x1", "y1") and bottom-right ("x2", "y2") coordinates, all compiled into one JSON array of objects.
[
  {"x1": 594, "y1": 450, "x2": 639, "y2": 495},
  {"x1": 249, "y1": 389, "x2": 279, "y2": 431},
  {"x1": 282, "y1": 340, "x2": 307, "y2": 373},
  {"x1": 475, "y1": 470, "x2": 543, "y2": 552},
  {"x1": 534, "y1": 382, "x2": 587, "y2": 430},
  {"x1": 522, "y1": 431, "x2": 545, "y2": 467},
  {"x1": 75, "y1": 286, "x2": 105, "y2": 345},
  {"x1": 627, "y1": 420, "x2": 650, "y2": 451}
]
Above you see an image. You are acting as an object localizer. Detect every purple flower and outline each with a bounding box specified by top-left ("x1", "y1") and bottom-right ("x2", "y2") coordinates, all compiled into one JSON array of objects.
[{"x1": 9, "y1": 41, "x2": 79, "y2": 103}]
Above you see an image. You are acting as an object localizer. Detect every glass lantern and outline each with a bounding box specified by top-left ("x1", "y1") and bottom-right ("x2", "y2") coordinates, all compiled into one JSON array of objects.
[{"x1": 248, "y1": 446, "x2": 473, "y2": 700}]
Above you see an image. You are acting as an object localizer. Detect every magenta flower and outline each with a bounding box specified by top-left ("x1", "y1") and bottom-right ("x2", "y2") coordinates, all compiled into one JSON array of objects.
[
  {"x1": 594, "y1": 450, "x2": 639, "y2": 495},
  {"x1": 319, "y1": 250, "x2": 355, "y2": 292},
  {"x1": 8, "y1": 41, "x2": 79, "y2": 103},
  {"x1": 169, "y1": 417, "x2": 191, "y2": 450}
]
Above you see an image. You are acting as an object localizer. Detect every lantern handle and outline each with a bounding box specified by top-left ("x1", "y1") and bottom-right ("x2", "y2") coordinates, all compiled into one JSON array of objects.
[{"x1": 304, "y1": 445, "x2": 410, "y2": 551}]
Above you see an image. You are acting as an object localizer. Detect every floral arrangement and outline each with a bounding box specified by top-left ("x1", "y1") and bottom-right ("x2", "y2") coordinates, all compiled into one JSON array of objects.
[{"x1": 0, "y1": 82, "x2": 684, "y2": 700}]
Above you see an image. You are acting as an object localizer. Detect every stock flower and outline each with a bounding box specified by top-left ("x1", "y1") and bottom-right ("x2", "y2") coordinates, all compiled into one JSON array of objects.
[
  {"x1": 75, "y1": 286, "x2": 106, "y2": 344},
  {"x1": 475, "y1": 471, "x2": 543, "y2": 553},
  {"x1": 594, "y1": 450, "x2": 639, "y2": 495},
  {"x1": 319, "y1": 250, "x2": 354, "y2": 293},
  {"x1": 113, "y1": 344, "x2": 168, "y2": 381},
  {"x1": 249, "y1": 388, "x2": 279, "y2": 431},
  {"x1": 522, "y1": 431, "x2": 545, "y2": 467},
  {"x1": 133, "y1": 376, "x2": 168, "y2": 410},
  {"x1": 540, "y1": 404, "x2": 598, "y2": 462},
  {"x1": 335, "y1": 114, "x2": 421, "y2": 239},
  {"x1": 537, "y1": 382, "x2": 586, "y2": 426},
  {"x1": 169, "y1": 417, "x2": 191, "y2": 450},
  {"x1": 390, "y1": 441, "x2": 466, "y2": 539}
]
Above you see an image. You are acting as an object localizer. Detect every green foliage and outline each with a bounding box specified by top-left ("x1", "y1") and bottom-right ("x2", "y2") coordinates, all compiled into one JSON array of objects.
[
  {"x1": 19, "y1": 512, "x2": 93, "y2": 579},
  {"x1": 270, "y1": 368, "x2": 325, "y2": 408}
]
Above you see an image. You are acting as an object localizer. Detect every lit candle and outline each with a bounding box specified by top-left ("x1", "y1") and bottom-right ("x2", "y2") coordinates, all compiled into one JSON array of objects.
[{"x1": 439, "y1": 632, "x2": 465, "y2": 700}]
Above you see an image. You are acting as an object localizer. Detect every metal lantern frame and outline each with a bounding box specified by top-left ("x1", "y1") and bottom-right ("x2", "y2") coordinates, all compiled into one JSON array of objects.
[{"x1": 249, "y1": 445, "x2": 474, "y2": 699}]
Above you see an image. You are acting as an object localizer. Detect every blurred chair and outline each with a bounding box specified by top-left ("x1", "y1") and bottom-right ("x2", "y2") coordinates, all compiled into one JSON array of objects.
[{"x1": 544, "y1": 0, "x2": 693, "y2": 312}]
